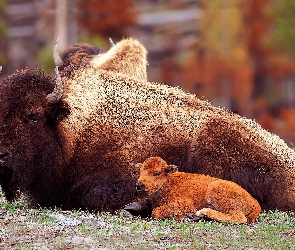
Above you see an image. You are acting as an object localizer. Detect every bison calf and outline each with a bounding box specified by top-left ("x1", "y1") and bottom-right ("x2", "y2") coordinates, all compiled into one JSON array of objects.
[{"x1": 126, "y1": 157, "x2": 261, "y2": 224}]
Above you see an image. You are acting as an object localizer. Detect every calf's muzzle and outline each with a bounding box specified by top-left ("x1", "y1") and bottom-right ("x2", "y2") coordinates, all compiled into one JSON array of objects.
[{"x1": 136, "y1": 182, "x2": 145, "y2": 192}]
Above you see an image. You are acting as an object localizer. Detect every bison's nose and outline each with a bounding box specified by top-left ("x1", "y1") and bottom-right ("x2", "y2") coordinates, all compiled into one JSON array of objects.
[
  {"x1": 0, "y1": 149, "x2": 9, "y2": 162},
  {"x1": 136, "y1": 182, "x2": 145, "y2": 192}
]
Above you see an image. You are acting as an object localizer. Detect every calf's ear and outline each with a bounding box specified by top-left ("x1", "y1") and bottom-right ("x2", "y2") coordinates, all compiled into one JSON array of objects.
[
  {"x1": 165, "y1": 164, "x2": 178, "y2": 174},
  {"x1": 48, "y1": 100, "x2": 70, "y2": 125}
]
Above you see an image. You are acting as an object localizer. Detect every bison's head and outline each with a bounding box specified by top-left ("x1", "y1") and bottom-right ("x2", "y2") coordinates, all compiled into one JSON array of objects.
[
  {"x1": 0, "y1": 39, "x2": 104, "y2": 204},
  {"x1": 0, "y1": 68, "x2": 70, "y2": 204},
  {"x1": 136, "y1": 157, "x2": 178, "y2": 195}
]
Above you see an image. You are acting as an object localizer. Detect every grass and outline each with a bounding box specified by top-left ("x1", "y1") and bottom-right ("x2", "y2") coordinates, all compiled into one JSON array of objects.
[{"x1": 0, "y1": 192, "x2": 294, "y2": 249}]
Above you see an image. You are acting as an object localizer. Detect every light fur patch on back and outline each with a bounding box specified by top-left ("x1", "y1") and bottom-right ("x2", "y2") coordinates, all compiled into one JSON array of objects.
[{"x1": 91, "y1": 38, "x2": 148, "y2": 82}]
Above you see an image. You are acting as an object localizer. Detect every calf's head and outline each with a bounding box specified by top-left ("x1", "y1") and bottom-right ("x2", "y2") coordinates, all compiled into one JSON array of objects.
[
  {"x1": 125, "y1": 157, "x2": 177, "y2": 217},
  {"x1": 136, "y1": 157, "x2": 178, "y2": 195}
]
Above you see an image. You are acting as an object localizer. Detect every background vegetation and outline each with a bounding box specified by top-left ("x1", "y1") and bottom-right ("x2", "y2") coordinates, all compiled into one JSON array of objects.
[{"x1": 2, "y1": 0, "x2": 295, "y2": 144}]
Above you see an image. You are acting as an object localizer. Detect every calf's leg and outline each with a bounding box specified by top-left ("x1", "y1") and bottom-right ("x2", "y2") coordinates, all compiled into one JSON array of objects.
[
  {"x1": 196, "y1": 180, "x2": 260, "y2": 224},
  {"x1": 152, "y1": 200, "x2": 196, "y2": 221},
  {"x1": 196, "y1": 208, "x2": 247, "y2": 224}
]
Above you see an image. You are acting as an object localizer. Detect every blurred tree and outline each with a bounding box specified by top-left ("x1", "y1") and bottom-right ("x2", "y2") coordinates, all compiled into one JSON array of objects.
[
  {"x1": 0, "y1": 0, "x2": 7, "y2": 70},
  {"x1": 198, "y1": 0, "x2": 295, "y2": 143},
  {"x1": 200, "y1": 0, "x2": 246, "y2": 62},
  {"x1": 77, "y1": 0, "x2": 136, "y2": 40},
  {"x1": 246, "y1": 0, "x2": 270, "y2": 97},
  {"x1": 265, "y1": 0, "x2": 295, "y2": 105},
  {"x1": 0, "y1": 0, "x2": 6, "y2": 36},
  {"x1": 266, "y1": 0, "x2": 295, "y2": 60},
  {"x1": 264, "y1": 0, "x2": 295, "y2": 113},
  {"x1": 199, "y1": 0, "x2": 253, "y2": 115},
  {"x1": 55, "y1": 0, "x2": 68, "y2": 51}
]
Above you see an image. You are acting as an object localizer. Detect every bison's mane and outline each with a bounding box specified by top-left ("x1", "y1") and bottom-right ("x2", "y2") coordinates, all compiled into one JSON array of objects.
[
  {"x1": 1, "y1": 68, "x2": 54, "y2": 93},
  {"x1": 59, "y1": 43, "x2": 102, "y2": 77},
  {"x1": 0, "y1": 69, "x2": 54, "y2": 113}
]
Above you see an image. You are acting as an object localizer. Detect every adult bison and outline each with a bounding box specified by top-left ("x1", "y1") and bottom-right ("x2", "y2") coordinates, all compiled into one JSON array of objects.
[{"x1": 0, "y1": 38, "x2": 295, "y2": 212}]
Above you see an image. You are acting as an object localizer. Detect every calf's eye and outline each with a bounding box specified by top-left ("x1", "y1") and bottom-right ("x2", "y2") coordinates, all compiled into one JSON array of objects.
[{"x1": 153, "y1": 172, "x2": 160, "y2": 176}]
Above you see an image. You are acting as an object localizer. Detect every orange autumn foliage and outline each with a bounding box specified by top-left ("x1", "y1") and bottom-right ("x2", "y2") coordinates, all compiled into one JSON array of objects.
[{"x1": 77, "y1": 0, "x2": 136, "y2": 38}]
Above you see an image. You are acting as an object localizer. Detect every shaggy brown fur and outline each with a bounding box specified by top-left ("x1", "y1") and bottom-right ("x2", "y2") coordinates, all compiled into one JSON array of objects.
[
  {"x1": 58, "y1": 43, "x2": 102, "y2": 77},
  {"x1": 127, "y1": 157, "x2": 261, "y2": 224},
  {"x1": 0, "y1": 37, "x2": 295, "y2": 212}
]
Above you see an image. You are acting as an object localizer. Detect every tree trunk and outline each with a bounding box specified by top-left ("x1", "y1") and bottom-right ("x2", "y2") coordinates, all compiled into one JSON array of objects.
[{"x1": 55, "y1": 0, "x2": 68, "y2": 51}]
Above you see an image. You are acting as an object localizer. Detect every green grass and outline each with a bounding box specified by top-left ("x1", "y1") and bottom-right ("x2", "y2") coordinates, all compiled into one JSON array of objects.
[{"x1": 0, "y1": 193, "x2": 294, "y2": 249}]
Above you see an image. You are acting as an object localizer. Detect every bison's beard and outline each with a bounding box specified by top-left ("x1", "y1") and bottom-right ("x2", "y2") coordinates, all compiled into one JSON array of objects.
[
  {"x1": 0, "y1": 160, "x2": 63, "y2": 207},
  {"x1": 0, "y1": 139, "x2": 68, "y2": 208},
  {"x1": 0, "y1": 165, "x2": 19, "y2": 201}
]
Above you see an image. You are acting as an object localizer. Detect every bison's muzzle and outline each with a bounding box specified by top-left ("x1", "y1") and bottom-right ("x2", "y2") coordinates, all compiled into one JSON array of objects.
[
  {"x1": 0, "y1": 148, "x2": 12, "y2": 180},
  {"x1": 0, "y1": 148, "x2": 13, "y2": 195},
  {"x1": 0, "y1": 148, "x2": 9, "y2": 163}
]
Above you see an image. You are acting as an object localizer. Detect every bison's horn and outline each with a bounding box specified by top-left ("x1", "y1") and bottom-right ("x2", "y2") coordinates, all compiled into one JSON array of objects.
[
  {"x1": 109, "y1": 37, "x2": 115, "y2": 47},
  {"x1": 53, "y1": 37, "x2": 62, "y2": 66},
  {"x1": 47, "y1": 38, "x2": 63, "y2": 103}
]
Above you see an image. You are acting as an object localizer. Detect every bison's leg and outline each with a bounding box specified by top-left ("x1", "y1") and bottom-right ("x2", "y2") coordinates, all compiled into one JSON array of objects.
[
  {"x1": 196, "y1": 180, "x2": 260, "y2": 224},
  {"x1": 151, "y1": 200, "x2": 196, "y2": 221},
  {"x1": 69, "y1": 175, "x2": 137, "y2": 212}
]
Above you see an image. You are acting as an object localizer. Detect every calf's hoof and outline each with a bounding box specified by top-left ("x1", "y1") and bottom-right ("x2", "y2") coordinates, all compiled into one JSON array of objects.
[{"x1": 186, "y1": 213, "x2": 202, "y2": 222}]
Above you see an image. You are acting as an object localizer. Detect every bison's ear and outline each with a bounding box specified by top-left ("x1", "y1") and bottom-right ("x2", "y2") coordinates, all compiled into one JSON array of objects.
[
  {"x1": 91, "y1": 38, "x2": 148, "y2": 82},
  {"x1": 134, "y1": 163, "x2": 142, "y2": 168},
  {"x1": 48, "y1": 100, "x2": 70, "y2": 125},
  {"x1": 165, "y1": 164, "x2": 178, "y2": 174}
]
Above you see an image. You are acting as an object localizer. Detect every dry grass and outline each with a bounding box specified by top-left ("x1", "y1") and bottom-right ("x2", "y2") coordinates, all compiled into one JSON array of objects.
[{"x1": 0, "y1": 191, "x2": 294, "y2": 250}]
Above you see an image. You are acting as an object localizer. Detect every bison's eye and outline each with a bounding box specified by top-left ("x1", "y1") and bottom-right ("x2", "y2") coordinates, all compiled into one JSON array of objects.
[
  {"x1": 153, "y1": 172, "x2": 160, "y2": 176},
  {"x1": 28, "y1": 114, "x2": 40, "y2": 123}
]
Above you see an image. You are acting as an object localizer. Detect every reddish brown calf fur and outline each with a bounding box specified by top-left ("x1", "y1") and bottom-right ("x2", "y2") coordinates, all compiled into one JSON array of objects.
[{"x1": 137, "y1": 157, "x2": 261, "y2": 224}]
